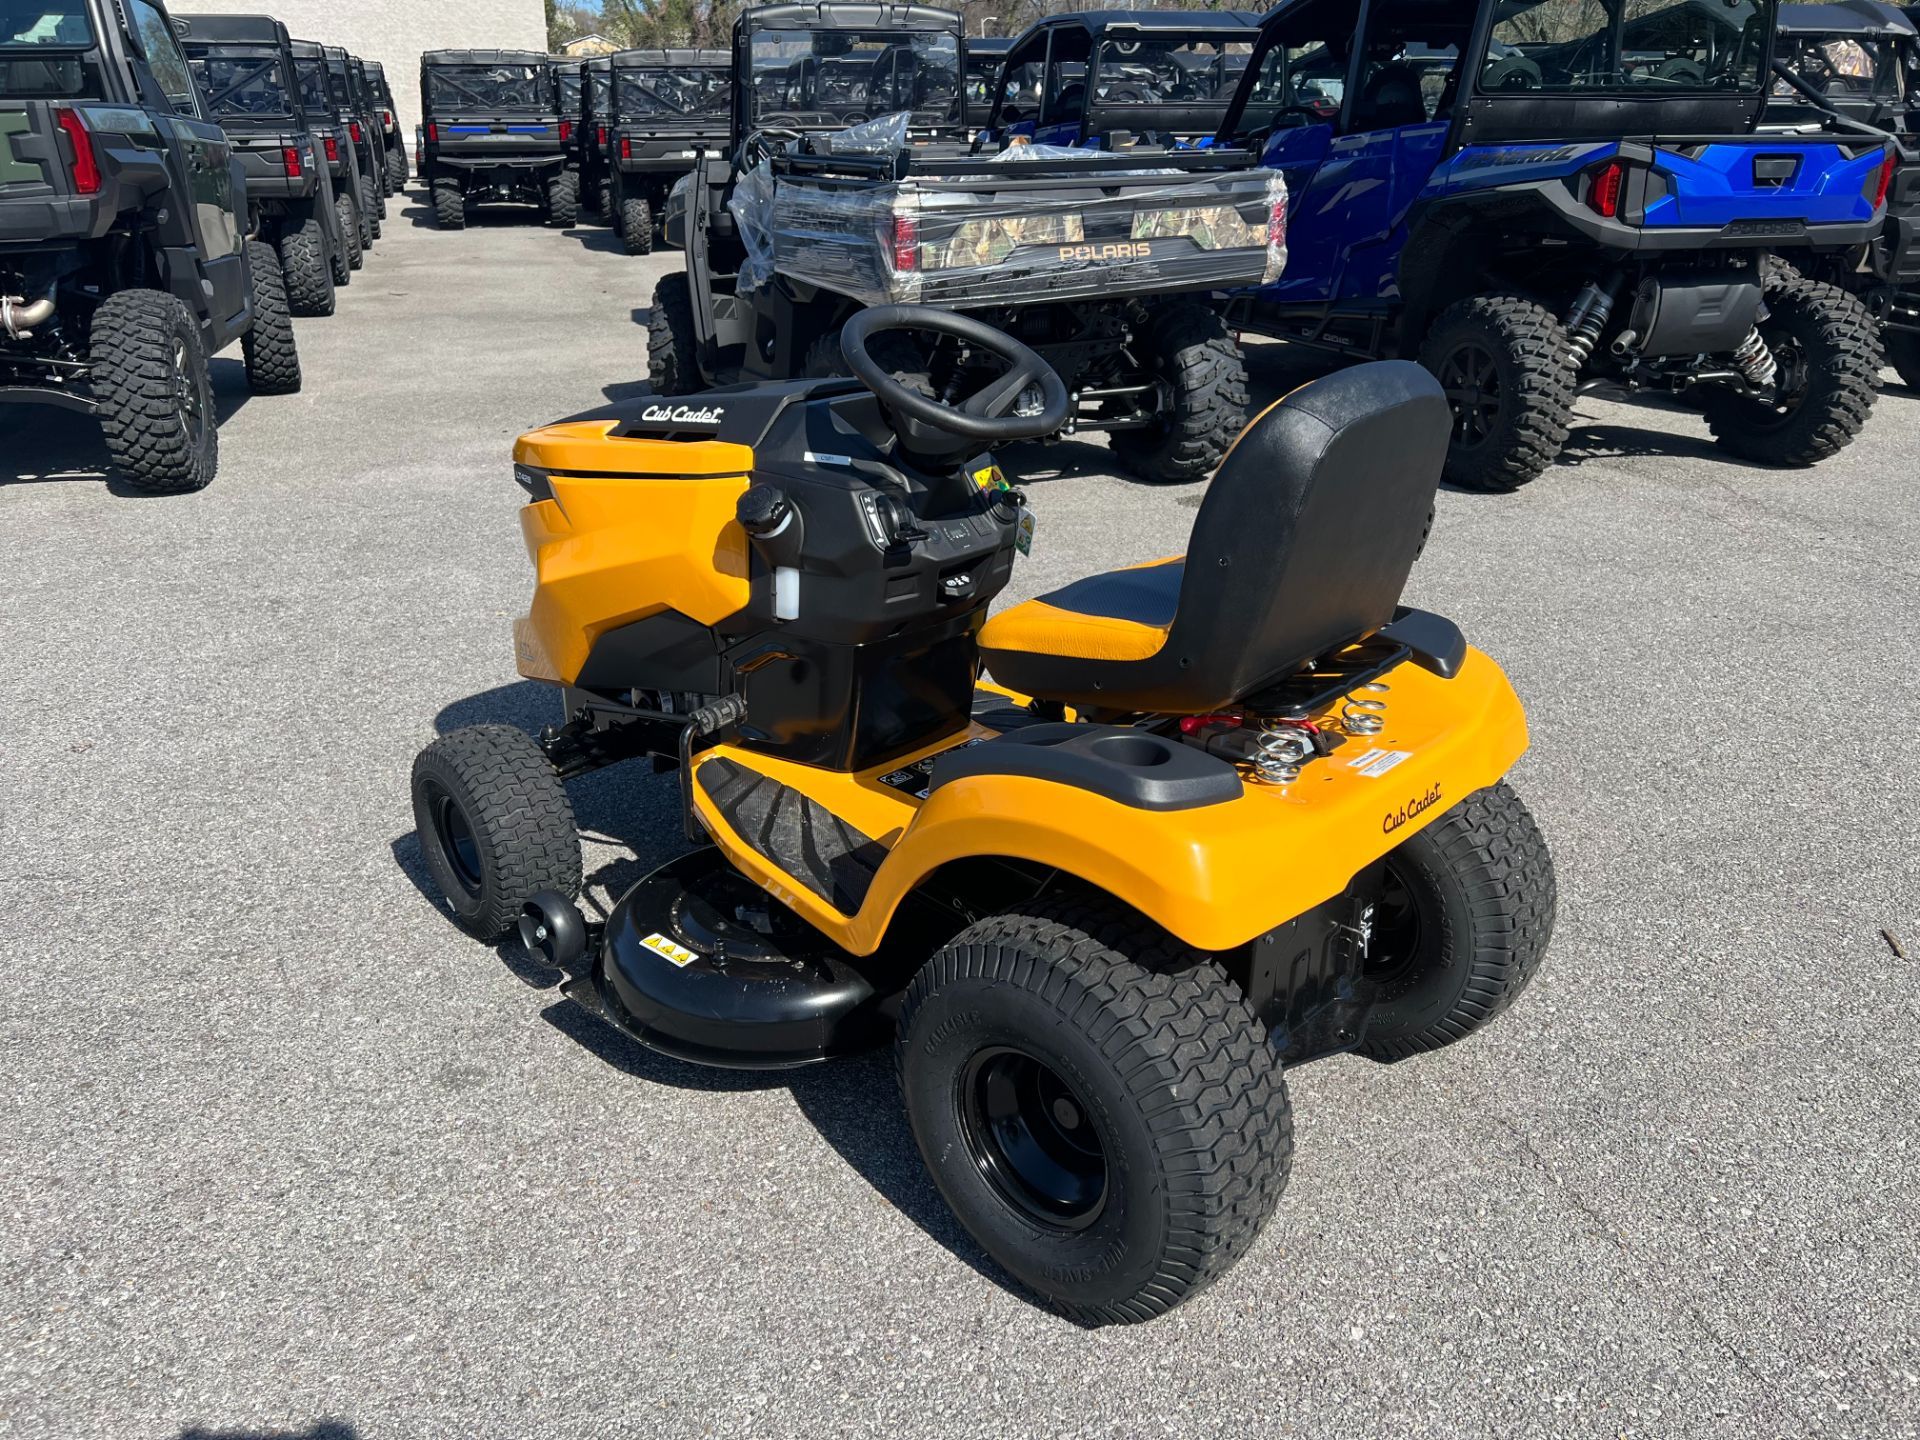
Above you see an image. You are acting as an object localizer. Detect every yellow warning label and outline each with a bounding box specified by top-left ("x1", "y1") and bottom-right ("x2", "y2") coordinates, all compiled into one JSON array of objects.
[
  {"x1": 640, "y1": 932, "x2": 700, "y2": 968},
  {"x1": 970, "y1": 463, "x2": 1008, "y2": 493}
]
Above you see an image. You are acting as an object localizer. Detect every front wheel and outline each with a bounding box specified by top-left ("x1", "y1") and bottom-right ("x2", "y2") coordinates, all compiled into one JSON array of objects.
[
  {"x1": 241, "y1": 240, "x2": 302, "y2": 396},
  {"x1": 621, "y1": 193, "x2": 654, "y2": 255},
  {"x1": 1124, "y1": 300, "x2": 1247, "y2": 484},
  {"x1": 90, "y1": 289, "x2": 219, "y2": 493},
  {"x1": 1703, "y1": 272, "x2": 1880, "y2": 466},
  {"x1": 897, "y1": 897, "x2": 1293, "y2": 1325},
  {"x1": 277, "y1": 216, "x2": 335, "y2": 317},
  {"x1": 1358, "y1": 781, "x2": 1556, "y2": 1062},
  {"x1": 335, "y1": 191, "x2": 365, "y2": 269},
  {"x1": 1417, "y1": 294, "x2": 1575, "y2": 493},
  {"x1": 411, "y1": 726, "x2": 582, "y2": 942},
  {"x1": 647, "y1": 270, "x2": 700, "y2": 394}
]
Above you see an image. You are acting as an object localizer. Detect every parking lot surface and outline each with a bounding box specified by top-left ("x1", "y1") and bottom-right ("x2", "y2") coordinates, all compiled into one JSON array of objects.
[{"x1": 3, "y1": 197, "x2": 1917, "y2": 1440}]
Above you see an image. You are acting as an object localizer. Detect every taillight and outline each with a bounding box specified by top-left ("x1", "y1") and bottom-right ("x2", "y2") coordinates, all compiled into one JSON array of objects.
[
  {"x1": 596, "y1": 125, "x2": 607, "y2": 147},
  {"x1": 1587, "y1": 159, "x2": 1625, "y2": 218},
  {"x1": 1267, "y1": 199, "x2": 1285, "y2": 247},
  {"x1": 1871, "y1": 152, "x2": 1895, "y2": 209},
  {"x1": 621, "y1": 137, "x2": 632, "y2": 160},
  {"x1": 53, "y1": 106, "x2": 100, "y2": 196},
  {"x1": 427, "y1": 123, "x2": 438, "y2": 144},
  {"x1": 559, "y1": 119, "x2": 573, "y2": 143},
  {"x1": 283, "y1": 145, "x2": 302, "y2": 178},
  {"x1": 349, "y1": 120, "x2": 363, "y2": 144},
  {"x1": 891, "y1": 212, "x2": 918, "y2": 273},
  {"x1": 324, "y1": 135, "x2": 339, "y2": 163},
  {"x1": 381, "y1": 109, "x2": 393, "y2": 127}
]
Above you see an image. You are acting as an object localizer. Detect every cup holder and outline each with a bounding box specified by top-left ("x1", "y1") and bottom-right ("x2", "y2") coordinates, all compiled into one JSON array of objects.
[{"x1": 1088, "y1": 734, "x2": 1174, "y2": 769}]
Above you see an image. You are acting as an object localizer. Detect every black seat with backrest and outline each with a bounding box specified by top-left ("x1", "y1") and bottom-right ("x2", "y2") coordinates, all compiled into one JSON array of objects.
[
  {"x1": 977, "y1": 360, "x2": 1448, "y2": 714},
  {"x1": 1350, "y1": 60, "x2": 1429, "y2": 131}
]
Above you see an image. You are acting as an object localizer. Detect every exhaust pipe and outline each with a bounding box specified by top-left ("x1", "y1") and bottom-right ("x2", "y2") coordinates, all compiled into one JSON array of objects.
[
  {"x1": 1, "y1": 289, "x2": 56, "y2": 340},
  {"x1": 519, "y1": 890, "x2": 589, "y2": 967}
]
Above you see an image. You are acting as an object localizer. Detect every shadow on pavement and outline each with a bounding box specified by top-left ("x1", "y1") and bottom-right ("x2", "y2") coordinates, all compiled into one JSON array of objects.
[
  {"x1": 1, "y1": 361, "x2": 251, "y2": 491},
  {"x1": 178, "y1": 1422, "x2": 359, "y2": 1440}
]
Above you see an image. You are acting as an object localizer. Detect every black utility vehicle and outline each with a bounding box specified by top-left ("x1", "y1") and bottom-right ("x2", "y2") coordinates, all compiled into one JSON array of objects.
[
  {"x1": 550, "y1": 53, "x2": 585, "y2": 197},
  {"x1": 329, "y1": 48, "x2": 382, "y2": 238},
  {"x1": 420, "y1": 49, "x2": 573, "y2": 227},
  {"x1": 1, "y1": 0, "x2": 300, "y2": 492},
  {"x1": 365, "y1": 58, "x2": 406, "y2": 192},
  {"x1": 608, "y1": 46, "x2": 730, "y2": 254},
  {"x1": 180, "y1": 13, "x2": 339, "y2": 317},
  {"x1": 1769, "y1": 0, "x2": 1920, "y2": 385},
  {"x1": 291, "y1": 38, "x2": 370, "y2": 277},
  {"x1": 581, "y1": 55, "x2": 612, "y2": 216},
  {"x1": 963, "y1": 33, "x2": 1009, "y2": 132}
]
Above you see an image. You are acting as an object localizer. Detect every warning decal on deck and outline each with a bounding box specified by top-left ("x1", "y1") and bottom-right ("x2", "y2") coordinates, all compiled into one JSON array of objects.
[
  {"x1": 1347, "y1": 749, "x2": 1413, "y2": 779},
  {"x1": 641, "y1": 932, "x2": 700, "y2": 968}
]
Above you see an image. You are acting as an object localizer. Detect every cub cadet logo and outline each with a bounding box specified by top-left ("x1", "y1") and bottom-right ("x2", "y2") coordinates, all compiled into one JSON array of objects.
[
  {"x1": 1383, "y1": 783, "x2": 1442, "y2": 836},
  {"x1": 640, "y1": 403, "x2": 724, "y2": 425},
  {"x1": 1057, "y1": 240, "x2": 1153, "y2": 263}
]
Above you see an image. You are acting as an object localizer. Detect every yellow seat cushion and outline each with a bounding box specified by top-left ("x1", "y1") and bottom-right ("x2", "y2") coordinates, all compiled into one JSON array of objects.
[{"x1": 980, "y1": 557, "x2": 1184, "y2": 665}]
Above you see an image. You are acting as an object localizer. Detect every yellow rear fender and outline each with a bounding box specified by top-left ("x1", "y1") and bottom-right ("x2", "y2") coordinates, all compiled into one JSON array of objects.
[{"x1": 690, "y1": 647, "x2": 1530, "y2": 956}]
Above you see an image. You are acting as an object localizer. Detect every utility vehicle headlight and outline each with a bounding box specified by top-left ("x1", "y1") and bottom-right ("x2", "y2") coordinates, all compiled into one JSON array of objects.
[
  {"x1": 1130, "y1": 204, "x2": 1266, "y2": 249},
  {"x1": 920, "y1": 214, "x2": 1086, "y2": 271}
]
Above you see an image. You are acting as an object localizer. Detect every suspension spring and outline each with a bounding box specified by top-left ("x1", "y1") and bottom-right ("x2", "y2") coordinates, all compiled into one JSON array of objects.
[
  {"x1": 1340, "y1": 682, "x2": 1390, "y2": 737},
  {"x1": 1564, "y1": 278, "x2": 1619, "y2": 368},
  {"x1": 1731, "y1": 326, "x2": 1778, "y2": 390}
]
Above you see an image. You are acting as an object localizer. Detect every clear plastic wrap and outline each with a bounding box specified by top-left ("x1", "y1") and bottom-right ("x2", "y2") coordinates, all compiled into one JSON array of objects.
[{"x1": 729, "y1": 117, "x2": 1287, "y2": 307}]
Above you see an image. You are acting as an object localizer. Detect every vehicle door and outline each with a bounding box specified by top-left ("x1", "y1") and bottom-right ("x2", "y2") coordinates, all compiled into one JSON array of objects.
[{"x1": 121, "y1": 0, "x2": 246, "y2": 323}]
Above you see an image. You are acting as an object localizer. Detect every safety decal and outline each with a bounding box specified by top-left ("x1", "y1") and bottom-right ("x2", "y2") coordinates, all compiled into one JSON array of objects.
[
  {"x1": 1347, "y1": 748, "x2": 1412, "y2": 778},
  {"x1": 640, "y1": 932, "x2": 700, "y2": 968}
]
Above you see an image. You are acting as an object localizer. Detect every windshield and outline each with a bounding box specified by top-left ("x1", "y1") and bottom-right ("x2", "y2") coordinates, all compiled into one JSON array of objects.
[
  {"x1": 294, "y1": 57, "x2": 333, "y2": 115},
  {"x1": 0, "y1": 1, "x2": 89, "y2": 46},
  {"x1": 559, "y1": 73, "x2": 582, "y2": 109},
  {"x1": 1485, "y1": 0, "x2": 1768, "y2": 95},
  {"x1": 747, "y1": 28, "x2": 960, "y2": 128},
  {"x1": 188, "y1": 52, "x2": 293, "y2": 119},
  {"x1": 1092, "y1": 37, "x2": 1251, "y2": 104},
  {"x1": 427, "y1": 63, "x2": 548, "y2": 112},
  {"x1": 1773, "y1": 32, "x2": 1900, "y2": 103},
  {"x1": 617, "y1": 66, "x2": 729, "y2": 119}
]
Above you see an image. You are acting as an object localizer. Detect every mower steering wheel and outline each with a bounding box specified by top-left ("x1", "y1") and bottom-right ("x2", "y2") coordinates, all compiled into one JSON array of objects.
[{"x1": 841, "y1": 307, "x2": 1070, "y2": 445}]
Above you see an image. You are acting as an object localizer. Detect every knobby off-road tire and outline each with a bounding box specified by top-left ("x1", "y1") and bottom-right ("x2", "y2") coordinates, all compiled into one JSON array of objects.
[
  {"x1": 411, "y1": 726, "x2": 581, "y2": 943},
  {"x1": 90, "y1": 289, "x2": 219, "y2": 494},
  {"x1": 647, "y1": 270, "x2": 700, "y2": 394},
  {"x1": 597, "y1": 178, "x2": 612, "y2": 222},
  {"x1": 622, "y1": 194, "x2": 654, "y2": 255},
  {"x1": 360, "y1": 173, "x2": 382, "y2": 241},
  {"x1": 241, "y1": 241, "x2": 302, "y2": 396},
  {"x1": 546, "y1": 170, "x2": 580, "y2": 228},
  {"x1": 896, "y1": 896, "x2": 1293, "y2": 1325},
  {"x1": 1359, "y1": 781, "x2": 1556, "y2": 1062},
  {"x1": 277, "y1": 216, "x2": 335, "y2": 317},
  {"x1": 386, "y1": 146, "x2": 407, "y2": 194},
  {"x1": 1703, "y1": 271, "x2": 1880, "y2": 466},
  {"x1": 1885, "y1": 328, "x2": 1920, "y2": 390},
  {"x1": 1127, "y1": 300, "x2": 1248, "y2": 485},
  {"x1": 1418, "y1": 294, "x2": 1575, "y2": 492},
  {"x1": 432, "y1": 178, "x2": 465, "y2": 231},
  {"x1": 335, "y1": 191, "x2": 365, "y2": 269}
]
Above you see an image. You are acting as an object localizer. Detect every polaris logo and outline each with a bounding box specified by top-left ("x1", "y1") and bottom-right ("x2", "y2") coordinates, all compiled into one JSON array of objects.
[
  {"x1": 1057, "y1": 241, "x2": 1153, "y2": 263},
  {"x1": 641, "y1": 403, "x2": 725, "y2": 425}
]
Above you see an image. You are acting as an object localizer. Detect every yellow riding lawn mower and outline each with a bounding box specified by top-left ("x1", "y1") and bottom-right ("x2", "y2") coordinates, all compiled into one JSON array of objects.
[{"x1": 411, "y1": 308, "x2": 1556, "y2": 1324}]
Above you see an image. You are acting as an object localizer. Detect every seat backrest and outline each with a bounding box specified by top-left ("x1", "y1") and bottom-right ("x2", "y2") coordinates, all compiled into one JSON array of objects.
[
  {"x1": 1166, "y1": 360, "x2": 1447, "y2": 707},
  {"x1": 1351, "y1": 61, "x2": 1428, "y2": 132}
]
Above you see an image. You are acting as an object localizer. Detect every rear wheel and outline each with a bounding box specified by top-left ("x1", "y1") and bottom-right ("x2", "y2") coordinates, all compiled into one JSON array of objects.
[
  {"x1": 1418, "y1": 293, "x2": 1574, "y2": 492},
  {"x1": 277, "y1": 216, "x2": 335, "y2": 318},
  {"x1": 1704, "y1": 271, "x2": 1879, "y2": 466},
  {"x1": 241, "y1": 240, "x2": 302, "y2": 396},
  {"x1": 1125, "y1": 300, "x2": 1247, "y2": 485},
  {"x1": 897, "y1": 897, "x2": 1293, "y2": 1325},
  {"x1": 546, "y1": 169, "x2": 580, "y2": 228},
  {"x1": 90, "y1": 289, "x2": 219, "y2": 494},
  {"x1": 386, "y1": 146, "x2": 407, "y2": 193},
  {"x1": 647, "y1": 270, "x2": 701, "y2": 394},
  {"x1": 621, "y1": 193, "x2": 654, "y2": 255},
  {"x1": 360, "y1": 173, "x2": 381, "y2": 241},
  {"x1": 335, "y1": 191, "x2": 365, "y2": 269},
  {"x1": 432, "y1": 178, "x2": 465, "y2": 230},
  {"x1": 1358, "y1": 781, "x2": 1556, "y2": 1062},
  {"x1": 597, "y1": 178, "x2": 612, "y2": 221},
  {"x1": 411, "y1": 726, "x2": 582, "y2": 943}
]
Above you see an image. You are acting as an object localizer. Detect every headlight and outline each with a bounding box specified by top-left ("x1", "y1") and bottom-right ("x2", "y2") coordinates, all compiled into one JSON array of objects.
[
  {"x1": 1130, "y1": 204, "x2": 1266, "y2": 249},
  {"x1": 920, "y1": 213, "x2": 1087, "y2": 271}
]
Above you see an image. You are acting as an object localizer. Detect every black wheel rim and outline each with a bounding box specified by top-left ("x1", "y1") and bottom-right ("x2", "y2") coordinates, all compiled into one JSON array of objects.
[
  {"x1": 1364, "y1": 857, "x2": 1436, "y2": 1000},
  {"x1": 174, "y1": 338, "x2": 206, "y2": 450},
  {"x1": 1439, "y1": 340, "x2": 1502, "y2": 449},
  {"x1": 960, "y1": 1046, "x2": 1108, "y2": 1232},
  {"x1": 424, "y1": 781, "x2": 483, "y2": 898}
]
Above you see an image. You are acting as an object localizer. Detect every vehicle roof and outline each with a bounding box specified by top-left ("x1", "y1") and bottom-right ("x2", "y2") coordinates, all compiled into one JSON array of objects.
[
  {"x1": 288, "y1": 40, "x2": 326, "y2": 59},
  {"x1": 421, "y1": 49, "x2": 552, "y2": 66},
  {"x1": 968, "y1": 35, "x2": 1013, "y2": 53},
  {"x1": 1015, "y1": 10, "x2": 1260, "y2": 36},
  {"x1": 174, "y1": 14, "x2": 289, "y2": 47},
  {"x1": 1777, "y1": 0, "x2": 1917, "y2": 35},
  {"x1": 366, "y1": 60, "x2": 386, "y2": 75},
  {"x1": 738, "y1": 3, "x2": 962, "y2": 34},
  {"x1": 610, "y1": 47, "x2": 730, "y2": 68},
  {"x1": 548, "y1": 55, "x2": 587, "y2": 71}
]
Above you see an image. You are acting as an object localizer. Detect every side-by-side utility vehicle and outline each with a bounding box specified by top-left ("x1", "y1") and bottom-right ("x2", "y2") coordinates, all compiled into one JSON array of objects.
[
  {"x1": 651, "y1": 3, "x2": 1288, "y2": 485},
  {"x1": 1215, "y1": 0, "x2": 1890, "y2": 491},
  {"x1": 411, "y1": 313, "x2": 1555, "y2": 1324},
  {"x1": 366, "y1": 59, "x2": 407, "y2": 191},
  {"x1": 420, "y1": 49, "x2": 574, "y2": 227},
  {"x1": 608, "y1": 46, "x2": 732, "y2": 255},
  {"x1": 550, "y1": 53, "x2": 586, "y2": 200},
  {"x1": 1, "y1": 0, "x2": 300, "y2": 493},
  {"x1": 962, "y1": 32, "x2": 1009, "y2": 133},
  {"x1": 291, "y1": 38, "x2": 371, "y2": 277},
  {"x1": 180, "y1": 13, "x2": 341, "y2": 317},
  {"x1": 581, "y1": 55, "x2": 613, "y2": 217}
]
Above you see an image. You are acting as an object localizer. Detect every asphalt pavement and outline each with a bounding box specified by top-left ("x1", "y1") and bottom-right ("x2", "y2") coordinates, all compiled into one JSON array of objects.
[{"x1": 2, "y1": 192, "x2": 1916, "y2": 1440}]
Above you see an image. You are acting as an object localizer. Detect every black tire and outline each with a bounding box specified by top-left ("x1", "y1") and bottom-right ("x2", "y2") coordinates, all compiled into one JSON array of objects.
[
  {"x1": 647, "y1": 270, "x2": 701, "y2": 395},
  {"x1": 335, "y1": 191, "x2": 364, "y2": 270},
  {"x1": 897, "y1": 896, "x2": 1293, "y2": 1325},
  {"x1": 1125, "y1": 300, "x2": 1248, "y2": 484},
  {"x1": 90, "y1": 289, "x2": 219, "y2": 494},
  {"x1": 241, "y1": 240, "x2": 302, "y2": 396},
  {"x1": 432, "y1": 178, "x2": 465, "y2": 231},
  {"x1": 597, "y1": 178, "x2": 612, "y2": 221},
  {"x1": 1418, "y1": 293, "x2": 1575, "y2": 493},
  {"x1": 277, "y1": 216, "x2": 335, "y2": 318},
  {"x1": 546, "y1": 169, "x2": 580, "y2": 228},
  {"x1": 386, "y1": 146, "x2": 407, "y2": 193},
  {"x1": 622, "y1": 194, "x2": 654, "y2": 255},
  {"x1": 360, "y1": 173, "x2": 381, "y2": 241},
  {"x1": 328, "y1": 209, "x2": 351, "y2": 288},
  {"x1": 1886, "y1": 328, "x2": 1920, "y2": 390},
  {"x1": 1704, "y1": 272, "x2": 1880, "y2": 466},
  {"x1": 1358, "y1": 781, "x2": 1556, "y2": 1062},
  {"x1": 411, "y1": 726, "x2": 582, "y2": 943}
]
